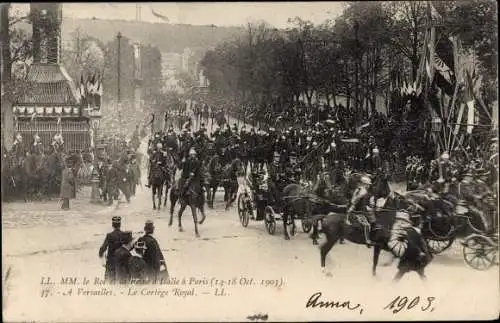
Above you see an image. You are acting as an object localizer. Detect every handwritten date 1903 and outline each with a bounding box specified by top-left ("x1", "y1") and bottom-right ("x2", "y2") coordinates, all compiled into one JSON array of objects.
[{"x1": 383, "y1": 296, "x2": 436, "y2": 314}]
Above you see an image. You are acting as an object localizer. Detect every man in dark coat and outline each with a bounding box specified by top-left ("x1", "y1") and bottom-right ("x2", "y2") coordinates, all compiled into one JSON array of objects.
[
  {"x1": 98, "y1": 216, "x2": 123, "y2": 283},
  {"x1": 137, "y1": 221, "x2": 166, "y2": 281},
  {"x1": 128, "y1": 241, "x2": 148, "y2": 280},
  {"x1": 114, "y1": 231, "x2": 133, "y2": 283},
  {"x1": 60, "y1": 158, "x2": 75, "y2": 210}
]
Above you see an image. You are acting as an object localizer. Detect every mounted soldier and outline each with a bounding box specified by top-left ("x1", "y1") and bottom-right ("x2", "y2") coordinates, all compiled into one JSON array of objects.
[
  {"x1": 179, "y1": 148, "x2": 204, "y2": 198},
  {"x1": 345, "y1": 175, "x2": 378, "y2": 246},
  {"x1": 52, "y1": 132, "x2": 64, "y2": 153},
  {"x1": 146, "y1": 143, "x2": 167, "y2": 188},
  {"x1": 32, "y1": 133, "x2": 44, "y2": 155},
  {"x1": 11, "y1": 133, "x2": 25, "y2": 162}
]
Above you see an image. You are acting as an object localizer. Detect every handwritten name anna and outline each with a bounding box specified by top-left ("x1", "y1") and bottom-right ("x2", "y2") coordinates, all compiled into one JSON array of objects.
[{"x1": 306, "y1": 292, "x2": 364, "y2": 314}]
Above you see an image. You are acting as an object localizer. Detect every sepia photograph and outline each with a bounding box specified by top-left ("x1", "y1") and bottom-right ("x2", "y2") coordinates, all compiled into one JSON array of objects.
[{"x1": 1, "y1": 1, "x2": 499, "y2": 321}]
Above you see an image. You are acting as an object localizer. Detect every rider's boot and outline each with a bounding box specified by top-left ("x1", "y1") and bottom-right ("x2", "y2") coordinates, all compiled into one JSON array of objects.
[{"x1": 364, "y1": 222, "x2": 374, "y2": 248}]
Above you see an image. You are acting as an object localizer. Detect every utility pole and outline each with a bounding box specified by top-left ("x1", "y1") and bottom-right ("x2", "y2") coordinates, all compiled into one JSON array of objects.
[{"x1": 117, "y1": 32, "x2": 122, "y2": 131}]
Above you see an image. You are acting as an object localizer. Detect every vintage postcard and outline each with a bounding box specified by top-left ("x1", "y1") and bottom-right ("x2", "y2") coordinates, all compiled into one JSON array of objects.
[{"x1": 2, "y1": 2, "x2": 499, "y2": 322}]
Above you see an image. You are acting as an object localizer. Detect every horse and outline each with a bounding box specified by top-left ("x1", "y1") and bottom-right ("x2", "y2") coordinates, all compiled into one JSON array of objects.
[
  {"x1": 221, "y1": 158, "x2": 244, "y2": 210},
  {"x1": 150, "y1": 161, "x2": 168, "y2": 210},
  {"x1": 168, "y1": 173, "x2": 207, "y2": 238},
  {"x1": 160, "y1": 150, "x2": 176, "y2": 208},
  {"x1": 206, "y1": 154, "x2": 224, "y2": 208},
  {"x1": 308, "y1": 170, "x2": 391, "y2": 245},
  {"x1": 317, "y1": 191, "x2": 433, "y2": 280},
  {"x1": 24, "y1": 153, "x2": 47, "y2": 200}
]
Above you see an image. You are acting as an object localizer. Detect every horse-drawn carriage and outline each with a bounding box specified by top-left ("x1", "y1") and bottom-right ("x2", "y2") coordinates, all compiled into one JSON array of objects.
[
  {"x1": 403, "y1": 188, "x2": 498, "y2": 260},
  {"x1": 460, "y1": 195, "x2": 498, "y2": 271},
  {"x1": 237, "y1": 171, "x2": 312, "y2": 235}
]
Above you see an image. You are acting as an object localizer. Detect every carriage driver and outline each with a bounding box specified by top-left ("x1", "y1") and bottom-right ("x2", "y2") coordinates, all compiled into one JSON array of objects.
[
  {"x1": 145, "y1": 143, "x2": 166, "y2": 188},
  {"x1": 345, "y1": 175, "x2": 378, "y2": 246}
]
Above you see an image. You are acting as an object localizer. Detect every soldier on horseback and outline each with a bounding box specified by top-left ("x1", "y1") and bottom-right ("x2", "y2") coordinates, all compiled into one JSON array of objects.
[
  {"x1": 345, "y1": 175, "x2": 377, "y2": 246},
  {"x1": 179, "y1": 148, "x2": 204, "y2": 197},
  {"x1": 11, "y1": 133, "x2": 25, "y2": 162},
  {"x1": 146, "y1": 143, "x2": 166, "y2": 188}
]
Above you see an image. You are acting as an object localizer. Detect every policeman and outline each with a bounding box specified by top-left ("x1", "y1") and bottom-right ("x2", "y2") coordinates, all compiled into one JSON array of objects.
[
  {"x1": 345, "y1": 176, "x2": 377, "y2": 246},
  {"x1": 137, "y1": 220, "x2": 166, "y2": 281},
  {"x1": 98, "y1": 216, "x2": 123, "y2": 282}
]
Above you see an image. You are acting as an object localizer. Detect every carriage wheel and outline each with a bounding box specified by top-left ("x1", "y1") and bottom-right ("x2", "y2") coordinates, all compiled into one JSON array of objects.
[
  {"x1": 426, "y1": 212, "x2": 455, "y2": 240},
  {"x1": 425, "y1": 237, "x2": 455, "y2": 254},
  {"x1": 237, "y1": 193, "x2": 246, "y2": 217},
  {"x1": 301, "y1": 219, "x2": 312, "y2": 233},
  {"x1": 238, "y1": 194, "x2": 250, "y2": 228},
  {"x1": 287, "y1": 217, "x2": 296, "y2": 237},
  {"x1": 264, "y1": 206, "x2": 276, "y2": 235},
  {"x1": 462, "y1": 235, "x2": 497, "y2": 271}
]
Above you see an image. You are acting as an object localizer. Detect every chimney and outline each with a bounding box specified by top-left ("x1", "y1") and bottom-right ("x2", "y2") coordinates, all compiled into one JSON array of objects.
[{"x1": 30, "y1": 3, "x2": 62, "y2": 64}]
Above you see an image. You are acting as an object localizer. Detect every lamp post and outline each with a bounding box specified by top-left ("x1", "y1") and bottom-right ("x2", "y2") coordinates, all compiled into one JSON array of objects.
[{"x1": 117, "y1": 32, "x2": 122, "y2": 132}]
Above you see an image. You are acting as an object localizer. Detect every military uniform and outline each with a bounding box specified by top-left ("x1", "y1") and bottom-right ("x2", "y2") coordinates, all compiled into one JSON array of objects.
[
  {"x1": 346, "y1": 179, "x2": 376, "y2": 245},
  {"x1": 99, "y1": 217, "x2": 123, "y2": 282},
  {"x1": 179, "y1": 152, "x2": 203, "y2": 196}
]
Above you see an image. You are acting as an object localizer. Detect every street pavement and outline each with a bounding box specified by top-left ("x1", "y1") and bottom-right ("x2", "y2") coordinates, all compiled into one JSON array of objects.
[{"x1": 2, "y1": 133, "x2": 499, "y2": 321}]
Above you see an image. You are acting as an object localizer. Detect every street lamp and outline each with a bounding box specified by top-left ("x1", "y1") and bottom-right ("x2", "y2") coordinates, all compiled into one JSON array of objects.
[{"x1": 117, "y1": 32, "x2": 122, "y2": 127}]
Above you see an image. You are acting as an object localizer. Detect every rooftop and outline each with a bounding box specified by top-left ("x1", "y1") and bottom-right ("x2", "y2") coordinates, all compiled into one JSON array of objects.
[{"x1": 16, "y1": 64, "x2": 81, "y2": 106}]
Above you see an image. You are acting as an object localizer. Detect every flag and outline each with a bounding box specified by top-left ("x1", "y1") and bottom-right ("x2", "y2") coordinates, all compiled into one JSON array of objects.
[
  {"x1": 454, "y1": 103, "x2": 465, "y2": 135},
  {"x1": 95, "y1": 75, "x2": 103, "y2": 110},
  {"x1": 464, "y1": 69, "x2": 475, "y2": 134},
  {"x1": 80, "y1": 75, "x2": 86, "y2": 99},
  {"x1": 433, "y1": 54, "x2": 453, "y2": 85},
  {"x1": 425, "y1": 26, "x2": 436, "y2": 84},
  {"x1": 430, "y1": 3, "x2": 442, "y2": 22},
  {"x1": 151, "y1": 6, "x2": 169, "y2": 22}
]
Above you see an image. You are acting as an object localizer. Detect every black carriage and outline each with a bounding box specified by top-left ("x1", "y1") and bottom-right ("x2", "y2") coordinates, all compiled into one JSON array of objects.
[
  {"x1": 237, "y1": 172, "x2": 312, "y2": 235},
  {"x1": 405, "y1": 189, "x2": 497, "y2": 255}
]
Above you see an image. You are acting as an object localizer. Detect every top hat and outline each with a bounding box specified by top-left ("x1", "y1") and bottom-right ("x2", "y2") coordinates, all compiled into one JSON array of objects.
[{"x1": 120, "y1": 231, "x2": 133, "y2": 244}]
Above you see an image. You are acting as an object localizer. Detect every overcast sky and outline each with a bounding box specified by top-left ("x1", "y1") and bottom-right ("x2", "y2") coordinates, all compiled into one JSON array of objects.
[{"x1": 12, "y1": 2, "x2": 345, "y2": 28}]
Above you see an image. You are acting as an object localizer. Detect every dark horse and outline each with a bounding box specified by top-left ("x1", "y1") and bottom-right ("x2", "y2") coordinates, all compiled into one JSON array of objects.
[
  {"x1": 150, "y1": 161, "x2": 168, "y2": 210},
  {"x1": 318, "y1": 191, "x2": 433, "y2": 280},
  {"x1": 168, "y1": 174, "x2": 208, "y2": 237},
  {"x1": 309, "y1": 171, "x2": 391, "y2": 245},
  {"x1": 206, "y1": 154, "x2": 224, "y2": 208},
  {"x1": 161, "y1": 150, "x2": 176, "y2": 209},
  {"x1": 221, "y1": 158, "x2": 244, "y2": 210},
  {"x1": 281, "y1": 181, "x2": 348, "y2": 241}
]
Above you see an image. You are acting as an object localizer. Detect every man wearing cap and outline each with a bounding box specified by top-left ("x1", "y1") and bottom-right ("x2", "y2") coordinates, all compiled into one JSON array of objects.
[
  {"x1": 114, "y1": 231, "x2": 134, "y2": 283},
  {"x1": 99, "y1": 216, "x2": 123, "y2": 282},
  {"x1": 346, "y1": 176, "x2": 377, "y2": 246},
  {"x1": 128, "y1": 241, "x2": 148, "y2": 280},
  {"x1": 179, "y1": 148, "x2": 203, "y2": 198},
  {"x1": 138, "y1": 221, "x2": 166, "y2": 281}
]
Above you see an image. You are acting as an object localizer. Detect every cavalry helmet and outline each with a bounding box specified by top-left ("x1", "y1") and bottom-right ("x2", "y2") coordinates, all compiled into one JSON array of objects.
[{"x1": 360, "y1": 176, "x2": 372, "y2": 185}]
